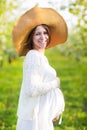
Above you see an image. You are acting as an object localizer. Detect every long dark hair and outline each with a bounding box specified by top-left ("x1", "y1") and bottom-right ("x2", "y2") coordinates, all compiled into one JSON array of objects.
[{"x1": 26, "y1": 24, "x2": 50, "y2": 50}]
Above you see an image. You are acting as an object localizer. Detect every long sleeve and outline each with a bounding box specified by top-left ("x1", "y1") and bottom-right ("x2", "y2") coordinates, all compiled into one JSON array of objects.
[
  {"x1": 22, "y1": 50, "x2": 59, "y2": 97},
  {"x1": 23, "y1": 66, "x2": 59, "y2": 97}
]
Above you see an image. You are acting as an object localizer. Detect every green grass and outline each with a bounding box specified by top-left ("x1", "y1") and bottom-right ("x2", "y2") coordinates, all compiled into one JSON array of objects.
[{"x1": 0, "y1": 48, "x2": 87, "y2": 130}]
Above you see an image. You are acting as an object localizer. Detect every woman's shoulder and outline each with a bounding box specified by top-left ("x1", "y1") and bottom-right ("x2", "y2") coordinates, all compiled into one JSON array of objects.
[
  {"x1": 24, "y1": 50, "x2": 40, "y2": 66},
  {"x1": 25, "y1": 50, "x2": 40, "y2": 60},
  {"x1": 26, "y1": 50, "x2": 39, "y2": 57}
]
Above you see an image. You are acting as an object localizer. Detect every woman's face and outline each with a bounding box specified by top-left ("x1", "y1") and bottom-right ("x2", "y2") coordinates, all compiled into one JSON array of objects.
[{"x1": 33, "y1": 25, "x2": 49, "y2": 51}]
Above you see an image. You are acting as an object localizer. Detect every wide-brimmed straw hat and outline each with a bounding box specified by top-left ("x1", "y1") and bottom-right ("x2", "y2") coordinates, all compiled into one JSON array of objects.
[{"x1": 12, "y1": 6, "x2": 68, "y2": 56}]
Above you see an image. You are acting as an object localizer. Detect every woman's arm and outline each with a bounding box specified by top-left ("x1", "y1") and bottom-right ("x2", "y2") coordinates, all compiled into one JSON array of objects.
[{"x1": 23, "y1": 66, "x2": 60, "y2": 97}]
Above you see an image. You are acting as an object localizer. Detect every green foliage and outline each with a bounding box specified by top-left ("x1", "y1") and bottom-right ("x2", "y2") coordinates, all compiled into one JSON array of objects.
[
  {"x1": 68, "y1": 0, "x2": 87, "y2": 57},
  {"x1": 57, "y1": 31, "x2": 86, "y2": 61},
  {"x1": 0, "y1": 49, "x2": 87, "y2": 130},
  {"x1": 69, "y1": 0, "x2": 87, "y2": 42},
  {"x1": 0, "y1": 0, "x2": 7, "y2": 14},
  {"x1": 0, "y1": 0, "x2": 18, "y2": 66},
  {"x1": 58, "y1": 0, "x2": 87, "y2": 60}
]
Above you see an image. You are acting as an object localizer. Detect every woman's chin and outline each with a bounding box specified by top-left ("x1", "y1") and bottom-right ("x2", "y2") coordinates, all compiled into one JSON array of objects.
[{"x1": 39, "y1": 45, "x2": 47, "y2": 49}]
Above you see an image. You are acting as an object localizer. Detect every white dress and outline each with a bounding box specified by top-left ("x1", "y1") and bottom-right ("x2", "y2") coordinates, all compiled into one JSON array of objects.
[{"x1": 16, "y1": 50, "x2": 65, "y2": 130}]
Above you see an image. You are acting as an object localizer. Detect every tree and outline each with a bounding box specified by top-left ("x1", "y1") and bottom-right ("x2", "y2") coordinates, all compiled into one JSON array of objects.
[
  {"x1": 69, "y1": 0, "x2": 87, "y2": 55},
  {"x1": 0, "y1": 0, "x2": 18, "y2": 66},
  {"x1": 58, "y1": 0, "x2": 87, "y2": 60}
]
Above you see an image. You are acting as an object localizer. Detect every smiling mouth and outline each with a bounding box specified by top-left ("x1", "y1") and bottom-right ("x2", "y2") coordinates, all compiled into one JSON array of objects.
[{"x1": 39, "y1": 40, "x2": 47, "y2": 43}]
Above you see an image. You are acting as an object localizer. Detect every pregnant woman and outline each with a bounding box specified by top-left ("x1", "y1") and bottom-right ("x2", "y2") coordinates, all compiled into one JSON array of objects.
[{"x1": 12, "y1": 6, "x2": 68, "y2": 130}]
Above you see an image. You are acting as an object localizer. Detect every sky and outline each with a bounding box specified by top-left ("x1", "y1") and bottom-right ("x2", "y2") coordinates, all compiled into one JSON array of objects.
[{"x1": 10, "y1": 0, "x2": 77, "y2": 31}]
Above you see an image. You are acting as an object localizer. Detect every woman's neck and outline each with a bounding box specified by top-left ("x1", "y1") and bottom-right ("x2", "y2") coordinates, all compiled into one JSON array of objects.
[{"x1": 34, "y1": 48, "x2": 45, "y2": 54}]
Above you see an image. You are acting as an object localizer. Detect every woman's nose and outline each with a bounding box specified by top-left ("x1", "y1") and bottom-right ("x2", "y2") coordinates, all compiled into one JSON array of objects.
[{"x1": 40, "y1": 34, "x2": 45, "y2": 39}]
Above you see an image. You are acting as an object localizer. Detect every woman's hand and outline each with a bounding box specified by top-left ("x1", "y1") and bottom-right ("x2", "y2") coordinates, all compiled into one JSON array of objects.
[{"x1": 52, "y1": 116, "x2": 59, "y2": 122}]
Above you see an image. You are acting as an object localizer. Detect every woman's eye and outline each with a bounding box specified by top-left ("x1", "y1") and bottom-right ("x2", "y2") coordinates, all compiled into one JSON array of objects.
[
  {"x1": 44, "y1": 31, "x2": 48, "y2": 35},
  {"x1": 35, "y1": 33, "x2": 40, "y2": 35},
  {"x1": 34, "y1": 31, "x2": 48, "y2": 36}
]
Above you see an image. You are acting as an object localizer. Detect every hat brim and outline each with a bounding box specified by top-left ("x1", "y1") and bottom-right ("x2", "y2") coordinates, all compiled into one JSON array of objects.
[{"x1": 12, "y1": 6, "x2": 68, "y2": 56}]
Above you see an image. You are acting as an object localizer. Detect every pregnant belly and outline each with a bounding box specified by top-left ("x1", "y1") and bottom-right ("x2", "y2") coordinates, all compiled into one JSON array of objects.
[
  {"x1": 39, "y1": 88, "x2": 65, "y2": 120},
  {"x1": 49, "y1": 88, "x2": 65, "y2": 120}
]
